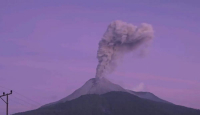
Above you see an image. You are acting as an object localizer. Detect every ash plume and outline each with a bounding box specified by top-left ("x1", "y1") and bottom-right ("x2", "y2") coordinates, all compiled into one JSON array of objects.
[{"x1": 96, "y1": 20, "x2": 154, "y2": 78}]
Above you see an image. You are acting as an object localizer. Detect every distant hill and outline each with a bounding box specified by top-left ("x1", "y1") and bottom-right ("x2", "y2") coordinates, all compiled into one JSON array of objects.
[{"x1": 14, "y1": 92, "x2": 200, "y2": 115}]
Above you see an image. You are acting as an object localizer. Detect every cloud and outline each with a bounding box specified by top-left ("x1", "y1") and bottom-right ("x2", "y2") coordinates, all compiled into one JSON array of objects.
[
  {"x1": 132, "y1": 82, "x2": 146, "y2": 92},
  {"x1": 114, "y1": 71, "x2": 200, "y2": 86}
]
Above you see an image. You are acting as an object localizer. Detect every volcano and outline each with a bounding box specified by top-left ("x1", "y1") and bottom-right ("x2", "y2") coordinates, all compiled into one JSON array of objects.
[
  {"x1": 14, "y1": 78, "x2": 200, "y2": 115},
  {"x1": 43, "y1": 77, "x2": 169, "y2": 107}
]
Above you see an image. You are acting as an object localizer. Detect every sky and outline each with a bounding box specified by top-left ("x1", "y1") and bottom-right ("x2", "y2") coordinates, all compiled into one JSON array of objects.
[{"x1": 0, "y1": 0, "x2": 200, "y2": 114}]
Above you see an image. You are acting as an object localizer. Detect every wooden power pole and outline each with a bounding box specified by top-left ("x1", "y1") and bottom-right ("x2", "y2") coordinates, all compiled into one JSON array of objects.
[{"x1": 0, "y1": 90, "x2": 12, "y2": 115}]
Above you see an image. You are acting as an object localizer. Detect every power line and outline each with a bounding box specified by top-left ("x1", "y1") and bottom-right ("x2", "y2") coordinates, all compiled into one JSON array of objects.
[
  {"x1": 9, "y1": 97, "x2": 36, "y2": 110},
  {"x1": 10, "y1": 95, "x2": 38, "y2": 107},
  {"x1": 0, "y1": 88, "x2": 29, "y2": 106},
  {"x1": 7, "y1": 98, "x2": 35, "y2": 115},
  {"x1": 14, "y1": 91, "x2": 41, "y2": 105},
  {"x1": 0, "y1": 85, "x2": 41, "y2": 106},
  {"x1": 0, "y1": 86, "x2": 59, "y2": 115},
  {"x1": 0, "y1": 90, "x2": 12, "y2": 115},
  {"x1": 9, "y1": 97, "x2": 27, "y2": 107}
]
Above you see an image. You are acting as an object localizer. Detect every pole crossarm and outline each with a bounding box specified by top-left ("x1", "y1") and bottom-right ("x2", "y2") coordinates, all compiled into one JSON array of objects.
[
  {"x1": 0, "y1": 90, "x2": 12, "y2": 115},
  {"x1": 0, "y1": 93, "x2": 6, "y2": 98},
  {"x1": 0, "y1": 97, "x2": 7, "y2": 104}
]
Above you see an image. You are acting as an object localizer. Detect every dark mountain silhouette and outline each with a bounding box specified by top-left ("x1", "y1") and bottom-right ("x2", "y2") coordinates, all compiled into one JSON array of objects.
[
  {"x1": 42, "y1": 78, "x2": 170, "y2": 107},
  {"x1": 128, "y1": 90, "x2": 171, "y2": 104},
  {"x1": 14, "y1": 92, "x2": 200, "y2": 115},
  {"x1": 13, "y1": 78, "x2": 200, "y2": 115}
]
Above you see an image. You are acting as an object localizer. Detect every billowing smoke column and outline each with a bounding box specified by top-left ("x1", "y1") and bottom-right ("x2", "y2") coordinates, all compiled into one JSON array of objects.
[{"x1": 96, "y1": 20, "x2": 154, "y2": 78}]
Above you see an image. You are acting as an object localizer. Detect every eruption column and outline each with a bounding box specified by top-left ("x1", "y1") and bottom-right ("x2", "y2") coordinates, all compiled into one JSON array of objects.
[{"x1": 95, "y1": 20, "x2": 154, "y2": 78}]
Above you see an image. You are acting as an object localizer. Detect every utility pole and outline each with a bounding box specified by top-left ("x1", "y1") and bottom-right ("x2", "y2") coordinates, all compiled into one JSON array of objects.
[{"x1": 0, "y1": 90, "x2": 12, "y2": 115}]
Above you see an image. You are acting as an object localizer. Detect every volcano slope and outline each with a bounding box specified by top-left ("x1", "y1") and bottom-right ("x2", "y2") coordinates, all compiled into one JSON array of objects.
[
  {"x1": 42, "y1": 77, "x2": 171, "y2": 107},
  {"x1": 14, "y1": 91, "x2": 200, "y2": 115}
]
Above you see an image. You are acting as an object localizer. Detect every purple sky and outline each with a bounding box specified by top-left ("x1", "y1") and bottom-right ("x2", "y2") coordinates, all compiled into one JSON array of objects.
[{"x1": 0, "y1": 0, "x2": 200, "y2": 114}]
